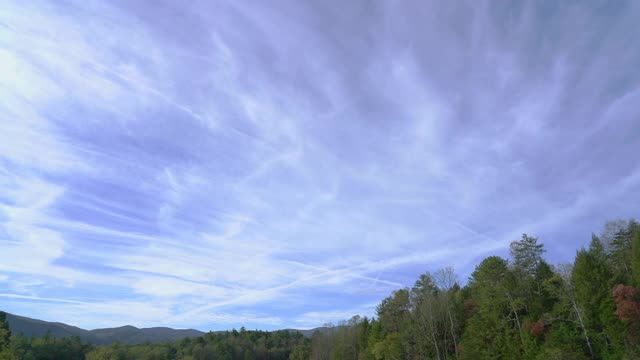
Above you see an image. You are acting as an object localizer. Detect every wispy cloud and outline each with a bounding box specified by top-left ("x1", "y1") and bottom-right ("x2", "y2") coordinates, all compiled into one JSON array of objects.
[{"x1": 1, "y1": 0, "x2": 639, "y2": 330}]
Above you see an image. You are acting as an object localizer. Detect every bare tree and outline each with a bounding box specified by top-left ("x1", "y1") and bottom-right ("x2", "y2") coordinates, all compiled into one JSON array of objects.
[
  {"x1": 552, "y1": 264, "x2": 595, "y2": 359},
  {"x1": 435, "y1": 267, "x2": 459, "y2": 359}
]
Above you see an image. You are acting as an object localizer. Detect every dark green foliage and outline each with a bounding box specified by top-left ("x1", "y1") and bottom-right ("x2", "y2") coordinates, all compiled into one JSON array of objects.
[
  {"x1": 309, "y1": 316, "x2": 370, "y2": 360},
  {"x1": 5, "y1": 219, "x2": 640, "y2": 360},
  {"x1": 0, "y1": 312, "x2": 11, "y2": 350},
  {"x1": 0, "y1": 312, "x2": 13, "y2": 360},
  {"x1": 312, "y1": 220, "x2": 640, "y2": 360},
  {"x1": 1, "y1": 329, "x2": 309, "y2": 360},
  {"x1": 461, "y1": 256, "x2": 517, "y2": 359},
  {"x1": 9, "y1": 333, "x2": 90, "y2": 360},
  {"x1": 608, "y1": 220, "x2": 638, "y2": 285},
  {"x1": 377, "y1": 289, "x2": 410, "y2": 335},
  {"x1": 572, "y1": 238, "x2": 610, "y2": 330},
  {"x1": 631, "y1": 224, "x2": 640, "y2": 288},
  {"x1": 510, "y1": 234, "x2": 545, "y2": 276},
  {"x1": 3, "y1": 313, "x2": 205, "y2": 346}
]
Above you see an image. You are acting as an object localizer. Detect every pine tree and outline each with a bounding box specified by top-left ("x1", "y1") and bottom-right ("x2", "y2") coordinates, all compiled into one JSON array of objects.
[
  {"x1": 0, "y1": 311, "x2": 14, "y2": 360},
  {"x1": 542, "y1": 264, "x2": 595, "y2": 358},
  {"x1": 572, "y1": 236, "x2": 627, "y2": 357},
  {"x1": 631, "y1": 223, "x2": 640, "y2": 288},
  {"x1": 460, "y1": 257, "x2": 516, "y2": 359},
  {"x1": 609, "y1": 222, "x2": 635, "y2": 284},
  {"x1": 0, "y1": 312, "x2": 14, "y2": 360},
  {"x1": 510, "y1": 234, "x2": 545, "y2": 276},
  {"x1": 0, "y1": 312, "x2": 10, "y2": 350}
]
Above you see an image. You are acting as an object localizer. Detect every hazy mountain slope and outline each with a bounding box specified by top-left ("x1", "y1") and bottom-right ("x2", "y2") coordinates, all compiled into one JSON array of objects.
[
  {"x1": 5, "y1": 313, "x2": 204, "y2": 345},
  {"x1": 284, "y1": 326, "x2": 340, "y2": 338},
  {"x1": 89, "y1": 325, "x2": 204, "y2": 344},
  {"x1": 4, "y1": 312, "x2": 324, "y2": 344},
  {"x1": 6, "y1": 313, "x2": 93, "y2": 342}
]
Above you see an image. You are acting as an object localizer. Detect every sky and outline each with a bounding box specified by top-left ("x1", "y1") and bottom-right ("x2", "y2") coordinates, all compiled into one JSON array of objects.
[{"x1": 0, "y1": 0, "x2": 639, "y2": 331}]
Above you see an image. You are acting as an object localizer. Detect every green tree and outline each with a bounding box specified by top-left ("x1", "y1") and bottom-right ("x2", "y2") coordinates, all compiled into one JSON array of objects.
[
  {"x1": 510, "y1": 234, "x2": 545, "y2": 276},
  {"x1": 411, "y1": 273, "x2": 442, "y2": 359},
  {"x1": 572, "y1": 235, "x2": 626, "y2": 358},
  {"x1": 608, "y1": 220, "x2": 639, "y2": 284},
  {"x1": 631, "y1": 223, "x2": 640, "y2": 288},
  {"x1": 435, "y1": 267, "x2": 462, "y2": 358},
  {"x1": 289, "y1": 343, "x2": 310, "y2": 360},
  {"x1": 0, "y1": 312, "x2": 13, "y2": 360},
  {"x1": 461, "y1": 256, "x2": 519, "y2": 359},
  {"x1": 0, "y1": 312, "x2": 10, "y2": 350},
  {"x1": 375, "y1": 289, "x2": 411, "y2": 359},
  {"x1": 543, "y1": 263, "x2": 594, "y2": 359}
]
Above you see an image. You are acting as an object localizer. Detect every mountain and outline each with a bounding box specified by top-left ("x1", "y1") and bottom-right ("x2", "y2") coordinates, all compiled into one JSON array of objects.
[
  {"x1": 90, "y1": 325, "x2": 203, "y2": 344},
  {"x1": 4, "y1": 312, "x2": 327, "y2": 345},
  {"x1": 284, "y1": 326, "x2": 340, "y2": 338},
  {"x1": 5, "y1": 313, "x2": 93, "y2": 341},
  {"x1": 5, "y1": 313, "x2": 204, "y2": 345}
]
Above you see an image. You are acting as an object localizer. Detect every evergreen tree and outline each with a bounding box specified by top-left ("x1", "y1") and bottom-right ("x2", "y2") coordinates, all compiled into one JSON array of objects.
[
  {"x1": 0, "y1": 312, "x2": 13, "y2": 360},
  {"x1": 631, "y1": 223, "x2": 640, "y2": 288},
  {"x1": 608, "y1": 221, "x2": 638, "y2": 284},
  {"x1": 542, "y1": 264, "x2": 594, "y2": 358},
  {"x1": 460, "y1": 256, "x2": 517, "y2": 359},
  {"x1": 0, "y1": 312, "x2": 10, "y2": 350},
  {"x1": 374, "y1": 289, "x2": 410, "y2": 359},
  {"x1": 6, "y1": 219, "x2": 640, "y2": 360},
  {"x1": 510, "y1": 234, "x2": 545, "y2": 276},
  {"x1": 572, "y1": 235, "x2": 628, "y2": 358}
]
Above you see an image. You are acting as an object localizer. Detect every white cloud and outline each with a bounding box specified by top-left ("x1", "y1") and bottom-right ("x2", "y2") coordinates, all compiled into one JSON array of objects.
[
  {"x1": 1, "y1": 0, "x2": 639, "y2": 331},
  {"x1": 0, "y1": 293, "x2": 84, "y2": 304},
  {"x1": 46, "y1": 300, "x2": 174, "y2": 329},
  {"x1": 0, "y1": 176, "x2": 71, "y2": 280},
  {"x1": 130, "y1": 276, "x2": 231, "y2": 299}
]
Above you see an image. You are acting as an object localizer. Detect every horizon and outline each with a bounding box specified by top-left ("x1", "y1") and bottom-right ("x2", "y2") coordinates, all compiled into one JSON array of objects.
[
  {"x1": 4, "y1": 309, "x2": 328, "y2": 332},
  {"x1": 1, "y1": 0, "x2": 640, "y2": 332}
]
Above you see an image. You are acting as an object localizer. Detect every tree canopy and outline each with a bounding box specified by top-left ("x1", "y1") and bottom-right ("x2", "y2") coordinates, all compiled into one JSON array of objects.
[{"x1": 2, "y1": 219, "x2": 640, "y2": 359}]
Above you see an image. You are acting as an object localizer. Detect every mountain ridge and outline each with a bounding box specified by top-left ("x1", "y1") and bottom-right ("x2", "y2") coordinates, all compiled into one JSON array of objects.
[
  {"x1": 3, "y1": 312, "x2": 323, "y2": 345},
  {"x1": 5, "y1": 312, "x2": 203, "y2": 345}
]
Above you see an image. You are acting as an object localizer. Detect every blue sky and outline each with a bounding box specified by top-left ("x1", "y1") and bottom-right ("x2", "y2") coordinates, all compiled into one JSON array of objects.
[{"x1": 0, "y1": 0, "x2": 639, "y2": 331}]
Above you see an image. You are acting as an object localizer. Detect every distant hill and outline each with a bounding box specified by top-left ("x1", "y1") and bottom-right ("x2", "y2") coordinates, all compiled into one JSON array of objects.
[
  {"x1": 284, "y1": 326, "x2": 340, "y2": 338},
  {"x1": 89, "y1": 325, "x2": 204, "y2": 344},
  {"x1": 5, "y1": 313, "x2": 204, "y2": 345},
  {"x1": 4, "y1": 312, "x2": 326, "y2": 345},
  {"x1": 6, "y1": 313, "x2": 92, "y2": 340}
]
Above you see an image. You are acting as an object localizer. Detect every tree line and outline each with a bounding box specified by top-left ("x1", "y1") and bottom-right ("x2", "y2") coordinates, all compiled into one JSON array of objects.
[
  {"x1": 0, "y1": 321, "x2": 310, "y2": 360},
  {"x1": 310, "y1": 219, "x2": 640, "y2": 360},
  {"x1": 1, "y1": 219, "x2": 639, "y2": 359}
]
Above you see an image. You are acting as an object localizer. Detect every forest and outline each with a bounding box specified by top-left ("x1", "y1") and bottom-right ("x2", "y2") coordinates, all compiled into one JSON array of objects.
[{"x1": 1, "y1": 219, "x2": 639, "y2": 360}]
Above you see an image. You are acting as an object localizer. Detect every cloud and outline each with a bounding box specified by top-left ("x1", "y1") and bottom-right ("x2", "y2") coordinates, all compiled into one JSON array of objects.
[
  {"x1": 1, "y1": 0, "x2": 639, "y2": 330},
  {"x1": 0, "y1": 293, "x2": 85, "y2": 304},
  {"x1": 130, "y1": 276, "x2": 232, "y2": 299},
  {"x1": 0, "y1": 176, "x2": 71, "y2": 280}
]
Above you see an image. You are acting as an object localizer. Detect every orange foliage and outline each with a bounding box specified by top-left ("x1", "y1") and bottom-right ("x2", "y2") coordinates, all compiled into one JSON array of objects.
[
  {"x1": 612, "y1": 284, "x2": 640, "y2": 332},
  {"x1": 524, "y1": 318, "x2": 546, "y2": 336},
  {"x1": 463, "y1": 299, "x2": 475, "y2": 315}
]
